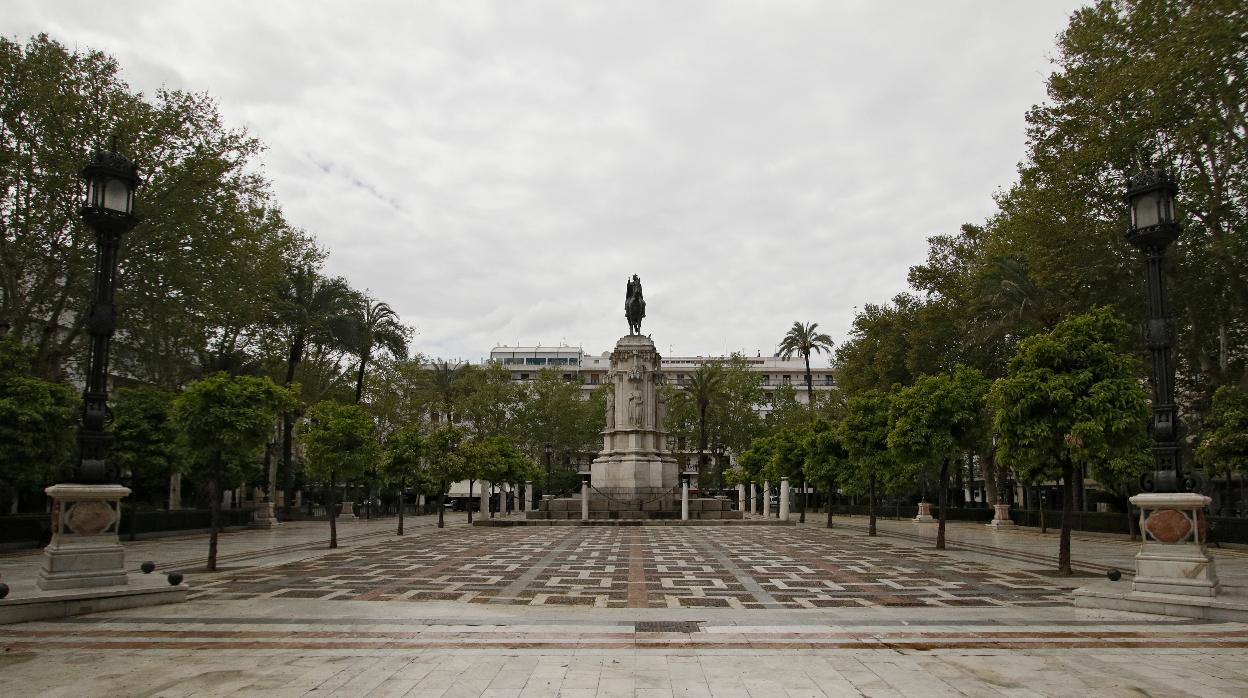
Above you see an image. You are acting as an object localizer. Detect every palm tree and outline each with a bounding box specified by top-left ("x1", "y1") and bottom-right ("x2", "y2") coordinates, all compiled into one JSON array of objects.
[
  {"x1": 778, "y1": 321, "x2": 835, "y2": 408},
  {"x1": 427, "y1": 360, "x2": 469, "y2": 423},
  {"x1": 686, "y1": 362, "x2": 726, "y2": 486},
  {"x1": 343, "y1": 299, "x2": 409, "y2": 404},
  {"x1": 272, "y1": 267, "x2": 357, "y2": 519}
]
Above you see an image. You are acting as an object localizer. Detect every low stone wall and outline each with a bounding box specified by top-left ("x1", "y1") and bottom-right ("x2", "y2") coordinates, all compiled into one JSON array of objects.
[{"x1": 527, "y1": 495, "x2": 741, "y2": 521}]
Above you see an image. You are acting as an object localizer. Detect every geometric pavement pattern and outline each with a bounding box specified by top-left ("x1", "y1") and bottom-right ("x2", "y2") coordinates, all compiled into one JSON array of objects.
[{"x1": 188, "y1": 526, "x2": 1077, "y2": 609}]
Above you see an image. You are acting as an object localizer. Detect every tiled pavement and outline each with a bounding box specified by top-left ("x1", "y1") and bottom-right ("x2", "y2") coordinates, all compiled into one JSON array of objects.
[
  {"x1": 4, "y1": 513, "x2": 1248, "y2": 696},
  {"x1": 184, "y1": 526, "x2": 1076, "y2": 609}
]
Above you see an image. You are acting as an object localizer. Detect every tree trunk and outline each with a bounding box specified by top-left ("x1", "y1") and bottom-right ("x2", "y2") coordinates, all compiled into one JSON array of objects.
[
  {"x1": 826, "y1": 489, "x2": 834, "y2": 529},
  {"x1": 804, "y1": 354, "x2": 814, "y2": 407},
  {"x1": 329, "y1": 468, "x2": 339, "y2": 549},
  {"x1": 354, "y1": 351, "x2": 369, "y2": 404},
  {"x1": 468, "y1": 480, "x2": 474, "y2": 523},
  {"x1": 936, "y1": 458, "x2": 949, "y2": 550},
  {"x1": 1059, "y1": 460, "x2": 1073, "y2": 576},
  {"x1": 798, "y1": 479, "x2": 806, "y2": 523},
  {"x1": 954, "y1": 455, "x2": 965, "y2": 507},
  {"x1": 207, "y1": 463, "x2": 220, "y2": 572},
  {"x1": 397, "y1": 476, "x2": 405, "y2": 536},
  {"x1": 868, "y1": 473, "x2": 877, "y2": 536},
  {"x1": 437, "y1": 486, "x2": 446, "y2": 528}
]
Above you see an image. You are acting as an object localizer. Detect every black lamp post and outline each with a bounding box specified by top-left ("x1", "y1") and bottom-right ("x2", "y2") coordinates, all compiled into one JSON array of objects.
[
  {"x1": 77, "y1": 149, "x2": 139, "y2": 485},
  {"x1": 1125, "y1": 165, "x2": 1198, "y2": 494}
]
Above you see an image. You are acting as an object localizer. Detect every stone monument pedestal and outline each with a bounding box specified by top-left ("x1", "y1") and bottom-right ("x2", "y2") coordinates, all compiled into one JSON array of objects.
[
  {"x1": 250, "y1": 500, "x2": 279, "y2": 529},
  {"x1": 913, "y1": 501, "x2": 935, "y2": 523},
  {"x1": 1130, "y1": 493, "x2": 1219, "y2": 596},
  {"x1": 528, "y1": 334, "x2": 739, "y2": 521},
  {"x1": 986, "y1": 503, "x2": 1014, "y2": 528},
  {"x1": 38, "y1": 484, "x2": 131, "y2": 591}
]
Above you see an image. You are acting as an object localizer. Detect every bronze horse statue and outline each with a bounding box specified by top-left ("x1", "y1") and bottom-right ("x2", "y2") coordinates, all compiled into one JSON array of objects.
[{"x1": 626, "y1": 274, "x2": 646, "y2": 335}]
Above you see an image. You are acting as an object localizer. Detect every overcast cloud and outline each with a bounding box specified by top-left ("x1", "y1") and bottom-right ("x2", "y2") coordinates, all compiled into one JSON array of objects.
[{"x1": 9, "y1": 1, "x2": 1087, "y2": 364}]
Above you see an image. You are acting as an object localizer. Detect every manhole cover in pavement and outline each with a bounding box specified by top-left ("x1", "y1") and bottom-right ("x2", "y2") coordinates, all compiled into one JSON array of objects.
[{"x1": 635, "y1": 621, "x2": 702, "y2": 633}]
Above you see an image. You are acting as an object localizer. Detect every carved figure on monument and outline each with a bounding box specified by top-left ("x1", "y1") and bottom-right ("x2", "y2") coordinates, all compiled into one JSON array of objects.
[
  {"x1": 606, "y1": 396, "x2": 615, "y2": 429},
  {"x1": 625, "y1": 274, "x2": 646, "y2": 335}
]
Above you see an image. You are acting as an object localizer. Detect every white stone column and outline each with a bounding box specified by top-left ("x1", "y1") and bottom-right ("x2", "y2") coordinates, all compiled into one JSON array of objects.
[
  {"x1": 681, "y1": 481, "x2": 690, "y2": 521},
  {"x1": 779, "y1": 478, "x2": 790, "y2": 521},
  {"x1": 737, "y1": 483, "x2": 746, "y2": 512},
  {"x1": 581, "y1": 480, "x2": 590, "y2": 521},
  {"x1": 747, "y1": 483, "x2": 755, "y2": 514},
  {"x1": 480, "y1": 481, "x2": 490, "y2": 516},
  {"x1": 763, "y1": 480, "x2": 771, "y2": 518},
  {"x1": 38, "y1": 484, "x2": 132, "y2": 590},
  {"x1": 168, "y1": 473, "x2": 182, "y2": 510},
  {"x1": 1129, "y1": 493, "x2": 1219, "y2": 596}
]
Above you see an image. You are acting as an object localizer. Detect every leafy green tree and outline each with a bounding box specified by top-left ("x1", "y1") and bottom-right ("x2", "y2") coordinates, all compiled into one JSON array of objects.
[
  {"x1": 839, "y1": 389, "x2": 895, "y2": 536},
  {"x1": 0, "y1": 336, "x2": 77, "y2": 501},
  {"x1": 383, "y1": 423, "x2": 425, "y2": 536},
  {"x1": 172, "y1": 373, "x2": 295, "y2": 569},
  {"x1": 270, "y1": 265, "x2": 357, "y2": 518},
  {"x1": 341, "y1": 299, "x2": 408, "y2": 405},
  {"x1": 1197, "y1": 386, "x2": 1248, "y2": 510},
  {"x1": 458, "y1": 362, "x2": 523, "y2": 439},
  {"x1": 463, "y1": 435, "x2": 539, "y2": 518},
  {"x1": 889, "y1": 365, "x2": 989, "y2": 550},
  {"x1": 737, "y1": 436, "x2": 774, "y2": 511},
  {"x1": 299, "y1": 400, "x2": 379, "y2": 548},
  {"x1": 765, "y1": 383, "x2": 810, "y2": 433},
  {"x1": 110, "y1": 386, "x2": 187, "y2": 504},
  {"x1": 804, "y1": 421, "x2": 848, "y2": 529},
  {"x1": 514, "y1": 369, "x2": 605, "y2": 486},
  {"x1": 990, "y1": 307, "x2": 1151, "y2": 575},
  {"x1": 686, "y1": 362, "x2": 726, "y2": 483},
  {"x1": 425, "y1": 360, "x2": 469, "y2": 423},
  {"x1": 0, "y1": 35, "x2": 301, "y2": 384},
  {"x1": 779, "y1": 321, "x2": 835, "y2": 406},
  {"x1": 424, "y1": 423, "x2": 468, "y2": 528}
]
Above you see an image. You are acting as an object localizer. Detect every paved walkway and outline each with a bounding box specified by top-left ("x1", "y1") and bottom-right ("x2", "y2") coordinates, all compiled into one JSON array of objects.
[{"x1": 2, "y1": 512, "x2": 1247, "y2": 697}]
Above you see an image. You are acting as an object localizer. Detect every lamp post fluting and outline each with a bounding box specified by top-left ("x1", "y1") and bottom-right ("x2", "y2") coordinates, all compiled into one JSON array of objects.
[
  {"x1": 77, "y1": 150, "x2": 139, "y2": 485},
  {"x1": 1125, "y1": 166, "x2": 1196, "y2": 494}
]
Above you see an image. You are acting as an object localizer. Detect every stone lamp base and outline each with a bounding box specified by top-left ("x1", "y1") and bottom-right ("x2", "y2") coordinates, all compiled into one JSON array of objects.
[
  {"x1": 1130, "y1": 492, "x2": 1219, "y2": 597},
  {"x1": 986, "y1": 503, "x2": 1015, "y2": 528},
  {"x1": 38, "y1": 484, "x2": 132, "y2": 591},
  {"x1": 913, "y1": 501, "x2": 935, "y2": 523}
]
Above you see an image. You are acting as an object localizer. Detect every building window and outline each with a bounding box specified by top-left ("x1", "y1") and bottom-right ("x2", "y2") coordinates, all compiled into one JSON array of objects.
[
  {"x1": 590, "y1": 374, "x2": 599, "y2": 385},
  {"x1": 824, "y1": 375, "x2": 834, "y2": 386},
  {"x1": 782, "y1": 375, "x2": 791, "y2": 385},
  {"x1": 563, "y1": 373, "x2": 573, "y2": 382},
  {"x1": 761, "y1": 375, "x2": 770, "y2": 386},
  {"x1": 520, "y1": 373, "x2": 529, "y2": 381}
]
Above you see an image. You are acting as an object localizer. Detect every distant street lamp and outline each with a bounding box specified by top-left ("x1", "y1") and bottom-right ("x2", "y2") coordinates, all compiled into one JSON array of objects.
[
  {"x1": 1125, "y1": 165, "x2": 1199, "y2": 494},
  {"x1": 77, "y1": 149, "x2": 139, "y2": 484}
]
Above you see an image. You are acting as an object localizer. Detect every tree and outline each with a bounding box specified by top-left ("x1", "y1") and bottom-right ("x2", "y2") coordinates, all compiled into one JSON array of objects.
[
  {"x1": 299, "y1": 400, "x2": 379, "y2": 548},
  {"x1": 779, "y1": 321, "x2": 835, "y2": 406},
  {"x1": 840, "y1": 389, "x2": 895, "y2": 536},
  {"x1": 1197, "y1": 386, "x2": 1248, "y2": 511},
  {"x1": 458, "y1": 362, "x2": 523, "y2": 439},
  {"x1": 463, "y1": 435, "x2": 539, "y2": 518},
  {"x1": 514, "y1": 368, "x2": 606, "y2": 486},
  {"x1": 342, "y1": 299, "x2": 408, "y2": 405},
  {"x1": 172, "y1": 373, "x2": 295, "y2": 570},
  {"x1": 990, "y1": 307, "x2": 1151, "y2": 575},
  {"x1": 270, "y1": 265, "x2": 357, "y2": 519},
  {"x1": 685, "y1": 362, "x2": 726, "y2": 484},
  {"x1": 889, "y1": 365, "x2": 989, "y2": 550},
  {"x1": 110, "y1": 386, "x2": 187, "y2": 505},
  {"x1": 383, "y1": 423, "x2": 424, "y2": 536},
  {"x1": 425, "y1": 360, "x2": 469, "y2": 423},
  {"x1": 0, "y1": 35, "x2": 302, "y2": 384},
  {"x1": 737, "y1": 436, "x2": 774, "y2": 510},
  {"x1": 0, "y1": 336, "x2": 77, "y2": 504},
  {"x1": 804, "y1": 421, "x2": 848, "y2": 529},
  {"x1": 424, "y1": 424, "x2": 468, "y2": 528}
]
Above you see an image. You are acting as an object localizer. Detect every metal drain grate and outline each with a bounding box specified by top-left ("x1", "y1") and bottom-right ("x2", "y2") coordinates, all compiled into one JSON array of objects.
[{"x1": 635, "y1": 621, "x2": 702, "y2": 634}]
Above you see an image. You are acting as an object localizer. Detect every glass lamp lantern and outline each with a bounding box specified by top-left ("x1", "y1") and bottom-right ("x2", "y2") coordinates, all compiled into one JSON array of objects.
[
  {"x1": 1125, "y1": 166, "x2": 1179, "y2": 251},
  {"x1": 81, "y1": 150, "x2": 139, "y2": 216}
]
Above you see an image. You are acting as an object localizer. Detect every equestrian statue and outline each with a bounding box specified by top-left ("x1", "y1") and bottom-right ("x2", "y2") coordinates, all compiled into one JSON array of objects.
[{"x1": 625, "y1": 274, "x2": 646, "y2": 335}]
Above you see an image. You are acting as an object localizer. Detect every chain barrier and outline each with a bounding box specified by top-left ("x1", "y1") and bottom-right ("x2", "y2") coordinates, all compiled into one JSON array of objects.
[{"x1": 588, "y1": 484, "x2": 679, "y2": 506}]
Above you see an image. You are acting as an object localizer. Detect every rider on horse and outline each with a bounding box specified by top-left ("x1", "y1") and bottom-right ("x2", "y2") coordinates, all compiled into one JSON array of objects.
[{"x1": 626, "y1": 274, "x2": 646, "y2": 335}]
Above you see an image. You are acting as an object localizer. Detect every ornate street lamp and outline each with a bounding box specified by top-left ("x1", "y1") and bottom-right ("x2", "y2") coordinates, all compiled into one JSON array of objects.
[
  {"x1": 543, "y1": 442, "x2": 553, "y2": 497},
  {"x1": 77, "y1": 149, "x2": 139, "y2": 484},
  {"x1": 1125, "y1": 165, "x2": 1198, "y2": 494}
]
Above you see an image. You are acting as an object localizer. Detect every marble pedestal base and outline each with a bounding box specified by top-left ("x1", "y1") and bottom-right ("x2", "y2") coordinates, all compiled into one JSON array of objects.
[
  {"x1": 986, "y1": 503, "x2": 1014, "y2": 528},
  {"x1": 250, "y1": 501, "x2": 278, "y2": 529},
  {"x1": 38, "y1": 484, "x2": 131, "y2": 591},
  {"x1": 913, "y1": 501, "x2": 935, "y2": 523},
  {"x1": 1130, "y1": 493, "x2": 1219, "y2": 597}
]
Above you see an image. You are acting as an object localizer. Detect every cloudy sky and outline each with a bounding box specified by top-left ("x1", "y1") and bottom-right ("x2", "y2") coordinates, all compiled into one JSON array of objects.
[{"x1": 11, "y1": 1, "x2": 1086, "y2": 364}]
